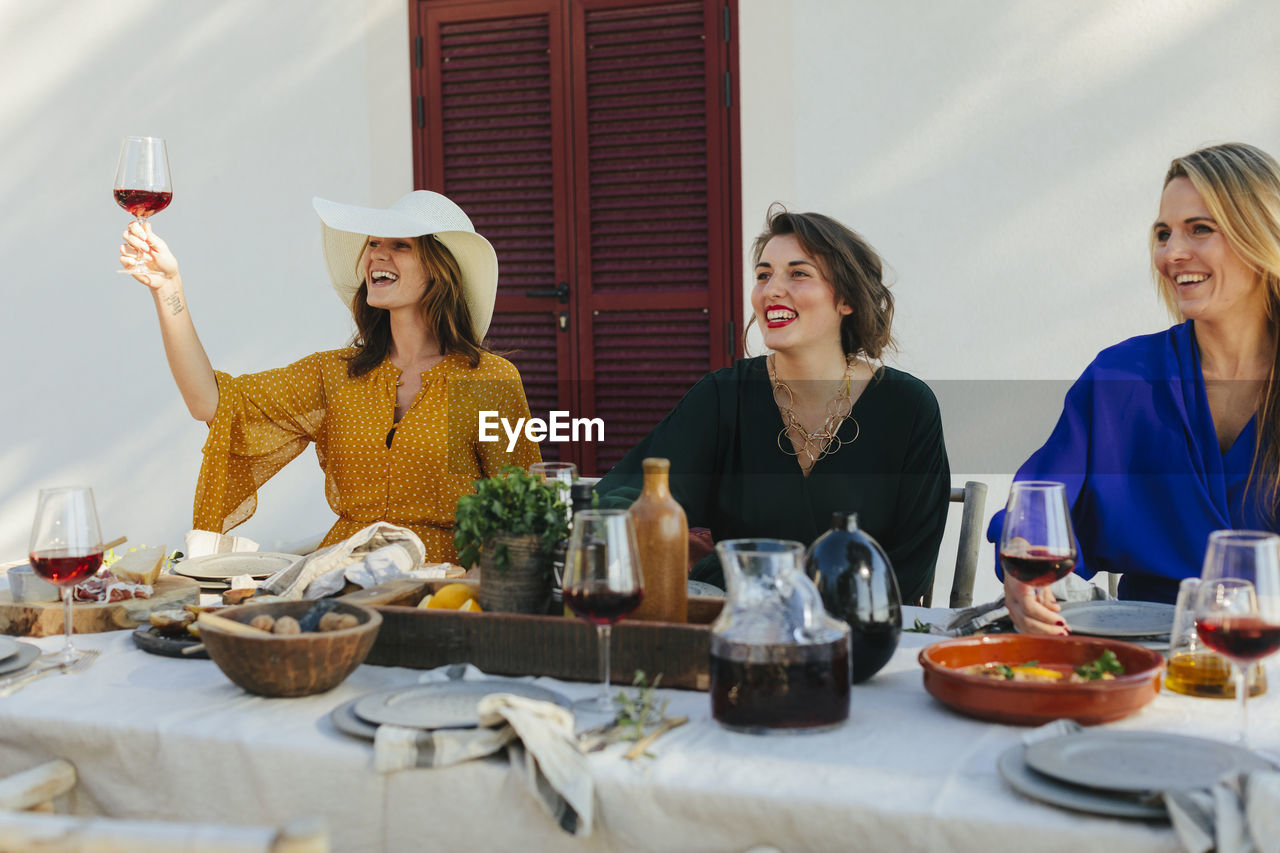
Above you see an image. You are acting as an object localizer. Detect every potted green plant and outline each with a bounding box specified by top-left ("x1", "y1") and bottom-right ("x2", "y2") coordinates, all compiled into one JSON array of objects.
[{"x1": 454, "y1": 465, "x2": 570, "y2": 614}]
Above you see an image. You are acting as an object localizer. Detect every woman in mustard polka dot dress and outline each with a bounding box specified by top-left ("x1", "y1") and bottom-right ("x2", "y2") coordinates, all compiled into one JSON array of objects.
[{"x1": 119, "y1": 191, "x2": 541, "y2": 561}]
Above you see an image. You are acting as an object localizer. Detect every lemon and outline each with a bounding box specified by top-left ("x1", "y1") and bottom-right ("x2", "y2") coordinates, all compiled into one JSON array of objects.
[
  {"x1": 425, "y1": 583, "x2": 477, "y2": 610},
  {"x1": 458, "y1": 598, "x2": 482, "y2": 612}
]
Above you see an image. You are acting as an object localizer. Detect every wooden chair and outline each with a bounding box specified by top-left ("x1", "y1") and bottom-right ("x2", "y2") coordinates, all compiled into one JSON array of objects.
[
  {"x1": 0, "y1": 760, "x2": 329, "y2": 853},
  {"x1": 921, "y1": 481, "x2": 989, "y2": 609}
]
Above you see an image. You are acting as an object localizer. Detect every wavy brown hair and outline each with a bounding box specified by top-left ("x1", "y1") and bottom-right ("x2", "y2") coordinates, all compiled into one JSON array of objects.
[
  {"x1": 1152, "y1": 143, "x2": 1280, "y2": 518},
  {"x1": 345, "y1": 234, "x2": 485, "y2": 377},
  {"x1": 749, "y1": 205, "x2": 896, "y2": 360}
]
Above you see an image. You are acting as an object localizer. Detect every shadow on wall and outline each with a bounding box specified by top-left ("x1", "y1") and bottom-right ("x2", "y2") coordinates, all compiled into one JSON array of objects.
[{"x1": 0, "y1": 0, "x2": 393, "y2": 558}]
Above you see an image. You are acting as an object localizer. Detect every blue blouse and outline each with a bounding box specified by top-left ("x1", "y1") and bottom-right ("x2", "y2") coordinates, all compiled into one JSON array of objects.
[{"x1": 986, "y1": 321, "x2": 1271, "y2": 604}]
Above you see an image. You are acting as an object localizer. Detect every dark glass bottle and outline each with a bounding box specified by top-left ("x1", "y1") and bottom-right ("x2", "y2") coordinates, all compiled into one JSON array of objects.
[
  {"x1": 552, "y1": 482, "x2": 597, "y2": 614},
  {"x1": 804, "y1": 512, "x2": 901, "y2": 684}
]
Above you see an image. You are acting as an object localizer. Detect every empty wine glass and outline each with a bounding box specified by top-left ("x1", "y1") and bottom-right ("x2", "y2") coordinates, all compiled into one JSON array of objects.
[
  {"x1": 998, "y1": 481, "x2": 1078, "y2": 587},
  {"x1": 1194, "y1": 530, "x2": 1280, "y2": 746},
  {"x1": 114, "y1": 136, "x2": 172, "y2": 275},
  {"x1": 562, "y1": 509, "x2": 644, "y2": 715},
  {"x1": 530, "y1": 462, "x2": 577, "y2": 508},
  {"x1": 28, "y1": 487, "x2": 103, "y2": 666}
]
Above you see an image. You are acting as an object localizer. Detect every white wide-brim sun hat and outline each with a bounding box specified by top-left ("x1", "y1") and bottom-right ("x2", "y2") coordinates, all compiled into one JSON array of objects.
[{"x1": 313, "y1": 190, "x2": 498, "y2": 341}]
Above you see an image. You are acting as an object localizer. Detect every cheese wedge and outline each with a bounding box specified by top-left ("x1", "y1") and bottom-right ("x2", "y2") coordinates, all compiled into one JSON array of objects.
[{"x1": 109, "y1": 545, "x2": 166, "y2": 586}]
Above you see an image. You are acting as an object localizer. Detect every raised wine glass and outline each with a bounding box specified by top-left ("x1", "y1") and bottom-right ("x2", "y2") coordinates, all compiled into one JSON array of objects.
[
  {"x1": 114, "y1": 136, "x2": 172, "y2": 275},
  {"x1": 1194, "y1": 530, "x2": 1280, "y2": 746},
  {"x1": 28, "y1": 487, "x2": 104, "y2": 666},
  {"x1": 998, "y1": 481, "x2": 1079, "y2": 588},
  {"x1": 562, "y1": 509, "x2": 644, "y2": 715}
]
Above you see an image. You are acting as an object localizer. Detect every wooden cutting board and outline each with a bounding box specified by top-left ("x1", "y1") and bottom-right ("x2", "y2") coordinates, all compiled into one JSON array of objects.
[{"x1": 0, "y1": 574, "x2": 199, "y2": 637}]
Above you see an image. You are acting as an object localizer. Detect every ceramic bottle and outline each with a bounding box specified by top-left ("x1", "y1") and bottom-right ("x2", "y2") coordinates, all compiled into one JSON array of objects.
[{"x1": 627, "y1": 458, "x2": 688, "y2": 623}]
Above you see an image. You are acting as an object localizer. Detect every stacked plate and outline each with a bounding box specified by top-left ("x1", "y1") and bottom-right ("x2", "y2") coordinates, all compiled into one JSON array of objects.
[
  {"x1": 331, "y1": 680, "x2": 571, "y2": 740},
  {"x1": 998, "y1": 730, "x2": 1272, "y2": 819},
  {"x1": 1059, "y1": 600, "x2": 1176, "y2": 643},
  {"x1": 171, "y1": 552, "x2": 302, "y2": 593},
  {"x1": 0, "y1": 636, "x2": 40, "y2": 678}
]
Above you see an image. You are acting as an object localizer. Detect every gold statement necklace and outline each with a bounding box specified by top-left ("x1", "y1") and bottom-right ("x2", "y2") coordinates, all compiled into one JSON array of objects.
[{"x1": 768, "y1": 353, "x2": 860, "y2": 470}]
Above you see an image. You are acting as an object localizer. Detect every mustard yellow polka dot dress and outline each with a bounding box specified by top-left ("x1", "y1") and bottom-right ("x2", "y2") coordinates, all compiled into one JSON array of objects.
[{"x1": 193, "y1": 349, "x2": 542, "y2": 562}]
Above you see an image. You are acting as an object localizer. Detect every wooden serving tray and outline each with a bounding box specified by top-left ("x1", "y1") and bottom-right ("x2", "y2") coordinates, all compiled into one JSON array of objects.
[
  {"x1": 0, "y1": 574, "x2": 199, "y2": 637},
  {"x1": 344, "y1": 579, "x2": 724, "y2": 691}
]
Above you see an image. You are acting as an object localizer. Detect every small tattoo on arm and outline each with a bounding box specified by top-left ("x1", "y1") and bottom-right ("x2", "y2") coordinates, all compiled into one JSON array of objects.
[{"x1": 164, "y1": 292, "x2": 185, "y2": 317}]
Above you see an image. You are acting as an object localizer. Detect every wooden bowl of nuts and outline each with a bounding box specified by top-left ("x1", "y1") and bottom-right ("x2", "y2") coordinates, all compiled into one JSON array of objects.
[{"x1": 197, "y1": 599, "x2": 381, "y2": 697}]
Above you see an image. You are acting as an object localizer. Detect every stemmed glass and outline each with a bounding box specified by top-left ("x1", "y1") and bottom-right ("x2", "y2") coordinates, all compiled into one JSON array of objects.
[
  {"x1": 28, "y1": 487, "x2": 104, "y2": 666},
  {"x1": 998, "y1": 481, "x2": 1079, "y2": 587},
  {"x1": 532, "y1": 461, "x2": 577, "y2": 590},
  {"x1": 1194, "y1": 530, "x2": 1280, "y2": 746},
  {"x1": 562, "y1": 509, "x2": 644, "y2": 714},
  {"x1": 530, "y1": 462, "x2": 577, "y2": 508},
  {"x1": 113, "y1": 136, "x2": 172, "y2": 275}
]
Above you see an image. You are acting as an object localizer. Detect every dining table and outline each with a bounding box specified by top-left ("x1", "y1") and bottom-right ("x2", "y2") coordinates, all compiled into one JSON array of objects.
[{"x1": 0, "y1": 602, "x2": 1270, "y2": 853}]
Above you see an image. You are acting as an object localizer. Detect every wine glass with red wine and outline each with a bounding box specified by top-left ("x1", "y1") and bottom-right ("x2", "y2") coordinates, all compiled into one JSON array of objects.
[
  {"x1": 28, "y1": 487, "x2": 103, "y2": 666},
  {"x1": 999, "y1": 481, "x2": 1078, "y2": 588},
  {"x1": 563, "y1": 509, "x2": 644, "y2": 715},
  {"x1": 113, "y1": 136, "x2": 172, "y2": 275},
  {"x1": 1194, "y1": 530, "x2": 1280, "y2": 745}
]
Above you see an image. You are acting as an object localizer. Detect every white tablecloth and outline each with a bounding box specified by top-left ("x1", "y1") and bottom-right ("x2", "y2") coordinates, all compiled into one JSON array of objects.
[{"x1": 1, "y1": 607, "x2": 1271, "y2": 853}]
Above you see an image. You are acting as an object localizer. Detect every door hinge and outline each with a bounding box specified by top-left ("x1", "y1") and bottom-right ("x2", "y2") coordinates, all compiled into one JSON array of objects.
[
  {"x1": 416, "y1": 95, "x2": 425, "y2": 129},
  {"x1": 414, "y1": 35, "x2": 423, "y2": 68},
  {"x1": 723, "y1": 72, "x2": 731, "y2": 108},
  {"x1": 722, "y1": 6, "x2": 730, "y2": 43}
]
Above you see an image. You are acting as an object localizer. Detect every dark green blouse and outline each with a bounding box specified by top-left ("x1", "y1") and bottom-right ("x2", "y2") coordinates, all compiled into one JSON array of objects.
[{"x1": 595, "y1": 356, "x2": 951, "y2": 604}]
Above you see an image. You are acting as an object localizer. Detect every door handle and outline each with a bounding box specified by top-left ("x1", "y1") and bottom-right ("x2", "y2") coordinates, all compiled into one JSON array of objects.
[{"x1": 524, "y1": 281, "x2": 569, "y2": 303}]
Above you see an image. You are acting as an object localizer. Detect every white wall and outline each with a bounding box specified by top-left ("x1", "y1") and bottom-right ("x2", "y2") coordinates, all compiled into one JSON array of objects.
[
  {"x1": 739, "y1": 0, "x2": 1280, "y2": 605},
  {"x1": 5, "y1": 0, "x2": 1280, "y2": 611},
  {"x1": 0, "y1": 0, "x2": 412, "y2": 557}
]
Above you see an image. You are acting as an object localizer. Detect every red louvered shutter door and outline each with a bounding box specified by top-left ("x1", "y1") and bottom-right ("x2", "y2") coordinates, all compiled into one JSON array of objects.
[
  {"x1": 569, "y1": 0, "x2": 733, "y2": 474},
  {"x1": 414, "y1": 0, "x2": 738, "y2": 475},
  {"x1": 417, "y1": 0, "x2": 576, "y2": 462}
]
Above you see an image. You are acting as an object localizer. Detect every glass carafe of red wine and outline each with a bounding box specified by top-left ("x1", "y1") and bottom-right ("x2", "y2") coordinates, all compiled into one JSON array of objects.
[
  {"x1": 999, "y1": 481, "x2": 1079, "y2": 588},
  {"x1": 709, "y1": 539, "x2": 851, "y2": 733}
]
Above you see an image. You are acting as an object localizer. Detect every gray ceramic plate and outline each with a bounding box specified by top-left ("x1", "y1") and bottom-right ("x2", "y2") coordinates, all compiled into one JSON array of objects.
[
  {"x1": 688, "y1": 580, "x2": 724, "y2": 598},
  {"x1": 0, "y1": 642, "x2": 40, "y2": 677},
  {"x1": 1025, "y1": 731, "x2": 1272, "y2": 794},
  {"x1": 0, "y1": 636, "x2": 19, "y2": 664},
  {"x1": 997, "y1": 743, "x2": 1167, "y2": 819},
  {"x1": 330, "y1": 696, "x2": 379, "y2": 741},
  {"x1": 173, "y1": 552, "x2": 300, "y2": 581},
  {"x1": 1059, "y1": 600, "x2": 1176, "y2": 638},
  {"x1": 353, "y1": 680, "x2": 572, "y2": 730}
]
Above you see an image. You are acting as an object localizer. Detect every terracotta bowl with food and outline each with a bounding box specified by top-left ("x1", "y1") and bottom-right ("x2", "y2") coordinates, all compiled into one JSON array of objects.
[
  {"x1": 199, "y1": 599, "x2": 382, "y2": 698},
  {"x1": 919, "y1": 635, "x2": 1165, "y2": 726}
]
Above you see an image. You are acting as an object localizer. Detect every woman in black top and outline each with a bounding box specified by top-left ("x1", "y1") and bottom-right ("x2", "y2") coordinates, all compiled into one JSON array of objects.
[{"x1": 597, "y1": 207, "x2": 950, "y2": 603}]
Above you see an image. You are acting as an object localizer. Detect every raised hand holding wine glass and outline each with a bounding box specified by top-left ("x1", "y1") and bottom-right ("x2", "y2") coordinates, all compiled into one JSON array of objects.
[
  {"x1": 1194, "y1": 530, "x2": 1280, "y2": 746},
  {"x1": 114, "y1": 136, "x2": 172, "y2": 277},
  {"x1": 28, "y1": 487, "x2": 104, "y2": 667},
  {"x1": 562, "y1": 509, "x2": 644, "y2": 715}
]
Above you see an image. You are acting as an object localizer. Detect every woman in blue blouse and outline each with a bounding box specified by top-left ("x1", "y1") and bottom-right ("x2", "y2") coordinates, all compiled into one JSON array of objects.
[{"x1": 990, "y1": 142, "x2": 1280, "y2": 633}]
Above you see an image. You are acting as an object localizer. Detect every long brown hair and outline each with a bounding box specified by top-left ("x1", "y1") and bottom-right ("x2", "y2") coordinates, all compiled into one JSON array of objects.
[
  {"x1": 1153, "y1": 143, "x2": 1280, "y2": 517},
  {"x1": 345, "y1": 234, "x2": 485, "y2": 376},
  {"x1": 748, "y1": 205, "x2": 896, "y2": 360}
]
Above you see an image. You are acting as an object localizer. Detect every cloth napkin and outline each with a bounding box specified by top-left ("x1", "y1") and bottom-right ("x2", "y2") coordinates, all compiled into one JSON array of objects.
[
  {"x1": 259, "y1": 522, "x2": 451, "y2": 600},
  {"x1": 1166, "y1": 769, "x2": 1280, "y2": 853},
  {"x1": 371, "y1": 666, "x2": 594, "y2": 836},
  {"x1": 184, "y1": 529, "x2": 260, "y2": 558},
  {"x1": 943, "y1": 574, "x2": 1112, "y2": 636}
]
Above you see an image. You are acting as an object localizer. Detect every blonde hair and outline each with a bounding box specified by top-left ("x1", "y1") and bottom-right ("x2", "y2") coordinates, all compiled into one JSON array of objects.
[{"x1": 1153, "y1": 143, "x2": 1280, "y2": 517}]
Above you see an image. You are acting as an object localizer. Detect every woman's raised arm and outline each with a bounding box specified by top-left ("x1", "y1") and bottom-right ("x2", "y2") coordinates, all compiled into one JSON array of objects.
[{"x1": 120, "y1": 221, "x2": 219, "y2": 422}]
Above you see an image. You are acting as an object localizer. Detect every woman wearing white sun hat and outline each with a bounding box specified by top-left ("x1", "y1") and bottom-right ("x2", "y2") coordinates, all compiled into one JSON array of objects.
[{"x1": 119, "y1": 190, "x2": 541, "y2": 560}]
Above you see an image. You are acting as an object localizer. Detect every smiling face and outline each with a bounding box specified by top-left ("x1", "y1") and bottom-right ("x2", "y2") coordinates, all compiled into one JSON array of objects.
[
  {"x1": 751, "y1": 234, "x2": 852, "y2": 355},
  {"x1": 1153, "y1": 177, "x2": 1263, "y2": 323},
  {"x1": 360, "y1": 235, "x2": 431, "y2": 311}
]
